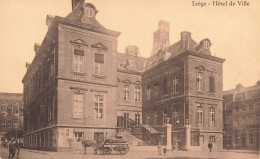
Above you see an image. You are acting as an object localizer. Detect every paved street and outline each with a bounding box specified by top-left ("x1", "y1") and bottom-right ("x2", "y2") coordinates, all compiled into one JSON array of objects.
[{"x1": 0, "y1": 147, "x2": 259, "y2": 159}]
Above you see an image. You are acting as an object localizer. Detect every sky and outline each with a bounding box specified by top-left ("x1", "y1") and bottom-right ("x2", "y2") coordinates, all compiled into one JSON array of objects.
[{"x1": 0, "y1": 0, "x2": 260, "y2": 93}]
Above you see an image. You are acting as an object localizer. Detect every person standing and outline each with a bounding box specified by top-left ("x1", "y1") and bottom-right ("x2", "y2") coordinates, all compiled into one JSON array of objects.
[
  {"x1": 163, "y1": 147, "x2": 167, "y2": 156},
  {"x1": 9, "y1": 141, "x2": 15, "y2": 158},
  {"x1": 157, "y1": 142, "x2": 162, "y2": 155},
  {"x1": 15, "y1": 140, "x2": 20, "y2": 157},
  {"x1": 208, "y1": 142, "x2": 213, "y2": 152}
]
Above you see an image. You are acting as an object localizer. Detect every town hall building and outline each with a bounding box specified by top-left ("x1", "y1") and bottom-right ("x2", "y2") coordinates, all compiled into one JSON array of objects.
[{"x1": 22, "y1": 0, "x2": 225, "y2": 151}]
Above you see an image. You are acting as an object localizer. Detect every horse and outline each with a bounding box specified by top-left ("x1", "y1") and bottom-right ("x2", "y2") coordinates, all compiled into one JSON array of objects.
[{"x1": 81, "y1": 139, "x2": 98, "y2": 154}]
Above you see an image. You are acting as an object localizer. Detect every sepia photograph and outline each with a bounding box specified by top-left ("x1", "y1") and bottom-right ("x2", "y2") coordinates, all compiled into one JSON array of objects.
[{"x1": 0, "y1": 0, "x2": 259, "y2": 158}]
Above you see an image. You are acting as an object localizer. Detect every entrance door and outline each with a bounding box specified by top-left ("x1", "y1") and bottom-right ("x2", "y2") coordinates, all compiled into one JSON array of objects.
[
  {"x1": 241, "y1": 134, "x2": 246, "y2": 148},
  {"x1": 94, "y1": 132, "x2": 104, "y2": 144}
]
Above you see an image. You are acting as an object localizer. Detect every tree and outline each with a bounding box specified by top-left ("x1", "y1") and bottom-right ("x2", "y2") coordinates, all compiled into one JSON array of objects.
[{"x1": 4, "y1": 128, "x2": 23, "y2": 141}]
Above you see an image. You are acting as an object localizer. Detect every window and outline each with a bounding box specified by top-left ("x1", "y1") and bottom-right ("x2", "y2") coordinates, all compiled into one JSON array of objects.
[
  {"x1": 197, "y1": 105, "x2": 203, "y2": 125},
  {"x1": 74, "y1": 49, "x2": 84, "y2": 73},
  {"x1": 163, "y1": 110, "x2": 167, "y2": 125},
  {"x1": 1, "y1": 106, "x2": 5, "y2": 112},
  {"x1": 249, "y1": 105, "x2": 254, "y2": 110},
  {"x1": 154, "y1": 82, "x2": 159, "y2": 96},
  {"x1": 73, "y1": 93, "x2": 83, "y2": 118},
  {"x1": 134, "y1": 87, "x2": 141, "y2": 102},
  {"x1": 249, "y1": 134, "x2": 254, "y2": 144},
  {"x1": 13, "y1": 117, "x2": 18, "y2": 124},
  {"x1": 124, "y1": 113, "x2": 129, "y2": 128},
  {"x1": 94, "y1": 94, "x2": 104, "y2": 119},
  {"x1": 154, "y1": 112, "x2": 158, "y2": 125},
  {"x1": 124, "y1": 85, "x2": 130, "y2": 101},
  {"x1": 209, "y1": 136, "x2": 215, "y2": 143},
  {"x1": 163, "y1": 76, "x2": 168, "y2": 95},
  {"x1": 74, "y1": 132, "x2": 84, "y2": 142},
  {"x1": 135, "y1": 114, "x2": 140, "y2": 124},
  {"x1": 209, "y1": 108, "x2": 215, "y2": 126},
  {"x1": 172, "y1": 76, "x2": 179, "y2": 93},
  {"x1": 242, "y1": 106, "x2": 246, "y2": 111},
  {"x1": 197, "y1": 73, "x2": 203, "y2": 91},
  {"x1": 94, "y1": 53, "x2": 104, "y2": 75},
  {"x1": 209, "y1": 76, "x2": 215, "y2": 93},
  {"x1": 172, "y1": 107, "x2": 179, "y2": 125},
  {"x1": 146, "y1": 84, "x2": 151, "y2": 101},
  {"x1": 204, "y1": 41, "x2": 210, "y2": 49},
  {"x1": 235, "y1": 134, "x2": 239, "y2": 144},
  {"x1": 7, "y1": 107, "x2": 12, "y2": 114},
  {"x1": 235, "y1": 107, "x2": 239, "y2": 113},
  {"x1": 13, "y1": 106, "x2": 18, "y2": 114}
]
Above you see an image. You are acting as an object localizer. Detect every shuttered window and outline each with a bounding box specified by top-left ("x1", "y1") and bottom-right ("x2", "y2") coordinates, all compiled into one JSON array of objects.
[{"x1": 209, "y1": 76, "x2": 215, "y2": 93}]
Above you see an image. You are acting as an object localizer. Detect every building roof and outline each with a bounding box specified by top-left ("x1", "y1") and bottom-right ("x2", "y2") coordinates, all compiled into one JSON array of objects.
[
  {"x1": 0, "y1": 93, "x2": 23, "y2": 108},
  {"x1": 117, "y1": 52, "x2": 146, "y2": 73}
]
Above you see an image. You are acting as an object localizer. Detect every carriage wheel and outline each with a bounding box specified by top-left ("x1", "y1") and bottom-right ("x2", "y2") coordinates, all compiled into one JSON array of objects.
[
  {"x1": 100, "y1": 148, "x2": 106, "y2": 155},
  {"x1": 119, "y1": 148, "x2": 126, "y2": 155},
  {"x1": 105, "y1": 147, "x2": 112, "y2": 155}
]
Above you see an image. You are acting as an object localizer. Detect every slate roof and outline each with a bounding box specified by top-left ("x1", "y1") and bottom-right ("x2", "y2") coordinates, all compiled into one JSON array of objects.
[
  {"x1": 143, "y1": 38, "x2": 198, "y2": 70},
  {"x1": 117, "y1": 52, "x2": 146, "y2": 73},
  {"x1": 0, "y1": 93, "x2": 23, "y2": 108}
]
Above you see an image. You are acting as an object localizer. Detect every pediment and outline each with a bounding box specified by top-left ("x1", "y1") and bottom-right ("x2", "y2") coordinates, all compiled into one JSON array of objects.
[
  {"x1": 195, "y1": 65, "x2": 206, "y2": 71},
  {"x1": 133, "y1": 80, "x2": 141, "y2": 85},
  {"x1": 207, "y1": 67, "x2": 216, "y2": 73},
  {"x1": 122, "y1": 79, "x2": 132, "y2": 84},
  {"x1": 70, "y1": 39, "x2": 88, "y2": 47},
  {"x1": 91, "y1": 42, "x2": 108, "y2": 50}
]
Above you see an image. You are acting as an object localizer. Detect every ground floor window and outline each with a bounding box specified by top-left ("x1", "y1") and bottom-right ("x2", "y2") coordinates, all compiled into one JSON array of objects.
[
  {"x1": 209, "y1": 136, "x2": 215, "y2": 143},
  {"x1": 74, "y1": 132, "x2": 84, "y2": 142},
  {"x1": 249, "y1": 134, "x2": 254, "y2": 144}
]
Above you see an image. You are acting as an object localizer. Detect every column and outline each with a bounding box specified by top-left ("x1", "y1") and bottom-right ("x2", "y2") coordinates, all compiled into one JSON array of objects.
[
  {"x1": 185, "y1": 125, "x2": 191, "y2": 150},
  {"x1": 166, "y1": 124, "x2": 172, "y2": 150}
]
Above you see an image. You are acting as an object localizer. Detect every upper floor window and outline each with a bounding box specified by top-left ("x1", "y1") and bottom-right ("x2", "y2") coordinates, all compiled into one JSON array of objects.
[
  {"x1": 249, "y1": 105, "x2": 254, "y2": 110},
  {"x1": 197, "y1": 105, "x2": 203, "y2": 125},
  {"x1": 235, "y1": 107, "x2": 239, "y2": 113},
  {"x1": 172, "y1": 76, "x2": 179, "y2": 93},
  {"x1": 94, "y1": 94, "x2": 104, "y2": 119},
  {"x1": 135, "y1": 114, "x2": 140, "y2": 124},
  {"x1": 209, "y1": 108, "x2": 215, "y2": 126},
  {"x1": 146, "y1": 84, "x2": 151, "y2": 101},
  {"x1": 163, "y1": 110, "x2": 168, "y2": 125},
  {"x1": 7, "y1": 107, "x2": 12, "y2": 114},
  {"x1": 154, "y1": 82, "x2": 159, "y2": 96},
  {"x1": 204, "y1": 40, "x2": 210, "y2": 49},
  {"x1": 209, "y1": 76, "x2": 215, "y2": 93},
  {"x1": 242, "y1": 106, "x2": 246, "y2": 111},
  {"x1": 197, "y1": 73, "x2": 203, "y2": 91},
  {"x1": 74, "y1": 49, "x2": 84, "y2": 73},
  {"x1": 13, "y1": 106, "x2": 18, "y2": 114},
  {"x1": 154, "y1": 112, "x2": 158, "y2": 125},
  {"x1": 73, "y1": 93, "x2": 83, "y2": 118},
  {"x1": 134, "y1": 86, "x2": 141, "y2": 102},
  {"x1": 94, "y1": 53, "x2": 104, "y2": 75},
  {"x1": 163, "y1": 76, "x2": 168, "y2": 95},
  {"x1": 172, "y1": 107, "x2": 179, "y2": 125},
  {"x1": 124, "y1": 85, "x2": 130, "y2": 101}
]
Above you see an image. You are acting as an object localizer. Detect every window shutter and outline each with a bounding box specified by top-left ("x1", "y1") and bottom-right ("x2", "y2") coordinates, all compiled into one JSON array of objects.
[
  {"x1": 95, "y1": 53, "x2": 104, "y2": 63},
  {"x1": 209, "y1": 76, "x2": 215, "y2": 92},
  {"x1": 74, "y1": 49, "x2": 84, "y2": 56}
]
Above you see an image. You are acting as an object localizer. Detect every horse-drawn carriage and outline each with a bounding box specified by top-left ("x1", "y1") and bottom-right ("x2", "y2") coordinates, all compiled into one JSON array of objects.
[{"x1": 82, "y1": 139, "x2": 129, "y2": 155}]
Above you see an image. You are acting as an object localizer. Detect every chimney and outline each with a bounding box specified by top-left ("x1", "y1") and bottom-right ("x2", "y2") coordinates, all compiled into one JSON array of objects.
[
  {"x1": 34, "y1": 43, "x2": 41, "y2": 55},
  {"x1": 125, "y1": 45, "x2": 139, "y2": 56},
  {"x1": 72, "y1": 0, "x2": 84, "y2": 10},
  {"x1": 26, "y1": 62, "x2": 31, "y2": 69},
  {"x1": 181, "y1": 31, "x2": 191, "y2": 50},
  {"x1": 46, "y1": 15, "x2": 54, "y2": 29},
  {"x1": 150, "y1": 20, "x2": 170, "y2": 56}
]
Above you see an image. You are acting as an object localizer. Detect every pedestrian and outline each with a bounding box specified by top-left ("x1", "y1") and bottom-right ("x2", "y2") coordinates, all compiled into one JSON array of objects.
[
  {"x1": 157, "y1": 142, "x2": 162, "y2": 155},
  {"x1": 163, "y1": 147, "x2": 167, "y2": 156},
  {"x1": 8, "y1": 141, "x2": 16, "y2": 158},
  {"x1": 208, "y1": 142, "x2": 213, "y2": 152},
  {"x1": 15, "y1": 140, "x2": 20, "y2": 157}
]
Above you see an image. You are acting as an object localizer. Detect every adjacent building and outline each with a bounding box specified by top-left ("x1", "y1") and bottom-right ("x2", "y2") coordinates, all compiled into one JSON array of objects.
[
  {"x1": 223, "y1": 83, "x2": 260, "y2": 150},
  {"x1": 0, "y1": 93, "x2": 23, "y2": 142},
  {"x1": 22, "y1": 0, "x2": 225, "y2": 151}
]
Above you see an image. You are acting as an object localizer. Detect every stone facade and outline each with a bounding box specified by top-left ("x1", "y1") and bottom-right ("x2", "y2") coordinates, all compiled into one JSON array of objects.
[
  {"x1": 223, "y1": 83, "x2": 260, "y2": 150},
  {"x1": 22, "y1": 0, "x2": 225, "y2": 151},
  {"x1": 0, "y1": 93, "x2": 23, "y2": 143}
]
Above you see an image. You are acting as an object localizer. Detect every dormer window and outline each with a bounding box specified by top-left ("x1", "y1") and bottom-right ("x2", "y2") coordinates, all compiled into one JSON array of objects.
[
  {"x1": 85, "y1": 6, "x2": 95, "y2": 18},
  {"x1": 204, "y1": 40, "x2": 210, "y2": 49}
]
